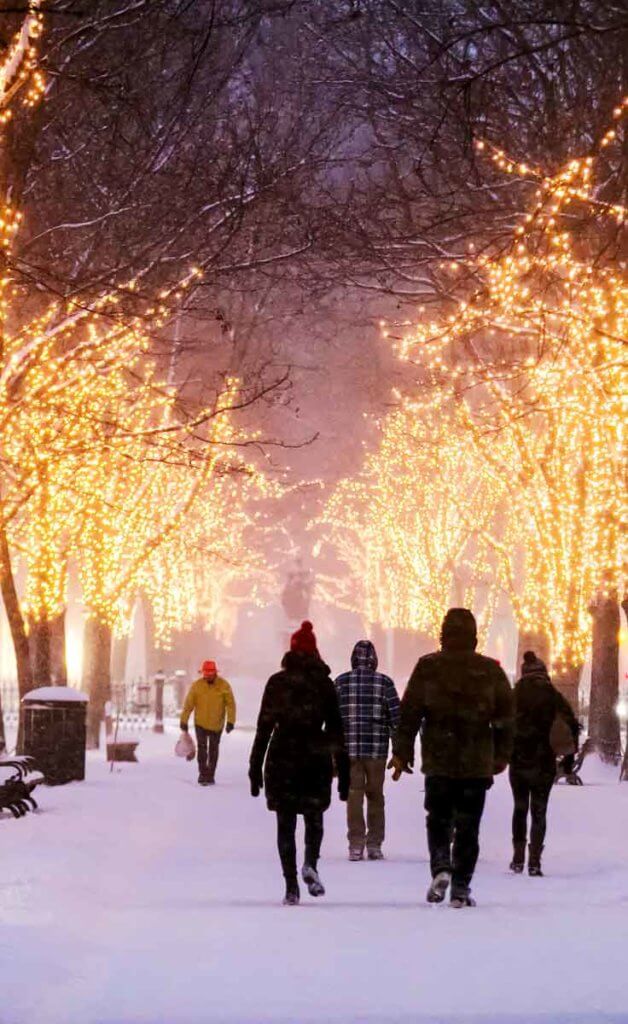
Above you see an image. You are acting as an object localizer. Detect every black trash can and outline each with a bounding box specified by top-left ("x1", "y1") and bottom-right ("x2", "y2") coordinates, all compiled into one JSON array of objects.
[{"x1": 21, "y1": 687, "x2": 89, "y2": 785}]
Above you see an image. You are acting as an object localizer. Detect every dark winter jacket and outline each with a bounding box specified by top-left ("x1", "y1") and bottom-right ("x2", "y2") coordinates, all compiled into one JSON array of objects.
[
  {"x1": 393, "y1": 650, "x2": 514, "y2": 779},
  {"x1": 335, "y1": 641, "x2": 400, "y2": 759},
  {"x1": 511, "y1": 667, "x2": 579, "y2": 780},
  {"x1": 249, "y1": 651, "x2": 350, "y2": 814}
]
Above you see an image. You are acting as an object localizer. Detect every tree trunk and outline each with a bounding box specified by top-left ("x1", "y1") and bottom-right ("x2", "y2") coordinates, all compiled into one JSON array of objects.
[
  {"x1": 111, "y1": 633, "x2": 129, "y2": 685},
  {"x1": 29, "y1": 615, "x2": 51, "y2": 688},
  {"x1": 142, "y1": 593, "x2": 163, "y2": 681},
  {"x1": 50, "y1": 610, "x2": 67, "y2": 685},
  {"x1": 588, "y1": 595, "x2": 621, "y2": 763},
  {"x1": 83, "y1": 616, "x2": 113, "y2": 750},
  {"x1": 553, "y1": 663, "x2": 582, "y2": 716},
  {"x1": 515, "y1": 628, "x2": 551, "y2": 677},
  {"x1": 0, "y1": 687, "x2": 6, "y2": 753},
  {"x1": 0, "y1": 519, "x2": 33, "y2": 698}
]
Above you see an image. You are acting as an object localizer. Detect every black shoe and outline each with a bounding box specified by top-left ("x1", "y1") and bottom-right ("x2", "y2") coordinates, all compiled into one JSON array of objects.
[
  {"x1": 367, "y1": 848, "x2": 384, "y2": 861},
  {"x1": 198, "y1": 775, "x2": 210, "y2": 786},
  {"x1": 528, "y1": 865, "x2": 544, "y2": 877},
  {"x1": 450, "y1": 891, "x2": 477, "y2": 908},
  {"x1": 426, "y1": 871, "x2": 451, "y2": 903},
  {"x1": 510, "y1": 861, "x2": 524, "y2": 874},
  {"x1": 283, "y1": 881, "x2": 300, "y2": 906},
  {"x1": 301, "y1": 863, "x2": 325, "y2": 897}
]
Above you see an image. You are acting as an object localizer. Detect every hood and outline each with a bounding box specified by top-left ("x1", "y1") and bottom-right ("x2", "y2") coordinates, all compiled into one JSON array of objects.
[
  {"x1": 440, "y1": 608, "x2": 477, "y2": 653},
  {"x1": 351, "y1": 640, "x2": 378, "y2": 672}
]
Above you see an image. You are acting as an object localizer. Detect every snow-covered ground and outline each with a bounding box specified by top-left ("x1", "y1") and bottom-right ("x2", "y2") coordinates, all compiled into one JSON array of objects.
[{"x1": 1, "y1": 715, "x2": 627, "y2": 1024}]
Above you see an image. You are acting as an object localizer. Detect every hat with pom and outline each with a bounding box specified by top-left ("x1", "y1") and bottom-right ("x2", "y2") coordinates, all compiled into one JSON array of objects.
[
  {"x1": 521, "y1": 650, "x2": 547, "y2": 676},
  {"x1": 290, "y1": 620, "x2": 319, "y2": 656}
]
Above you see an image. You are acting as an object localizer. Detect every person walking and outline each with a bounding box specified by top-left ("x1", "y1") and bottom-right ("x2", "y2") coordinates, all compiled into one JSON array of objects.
[
  {"x1": 249, "y1": 620, "x2": 350, "y2": 906},
  {"x1": 509, "y1": 650, "x2": 579, "y2": 876},
  {"x1": 335, "y1": 640, "x2": 400, "y2": 861},
  {"x1": 180, "y1": 660, "x2": 236, "y2": 786},
  {"x1": 389, "y1": 608, "x2": 514, "y2": 908}
]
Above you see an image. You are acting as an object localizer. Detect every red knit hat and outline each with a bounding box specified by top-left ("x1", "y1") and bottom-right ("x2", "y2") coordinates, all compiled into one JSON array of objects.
[
  {"x1": 200, "y1": 660, "x2": 217, "y2": 676},
  {"x1": 290, "y1": 620, "x2": 318, "y2": 656}
]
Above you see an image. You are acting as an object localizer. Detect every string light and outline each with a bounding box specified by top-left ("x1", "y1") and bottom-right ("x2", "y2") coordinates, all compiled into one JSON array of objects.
[
  {"x1": 323, "y1": 99, "x2": 626, "y2": 674},
  {"x1": 0, "y1": 8, "x2": 276, "y2": 658},
  {"x1": 319, "y1": 401, "x2": 501, "y2": 645}
]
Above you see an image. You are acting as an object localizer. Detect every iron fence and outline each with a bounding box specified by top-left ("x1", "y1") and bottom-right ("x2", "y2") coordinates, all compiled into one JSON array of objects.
[{"x1": 0, "y1": 676, "x2": 186, "y2": 733}]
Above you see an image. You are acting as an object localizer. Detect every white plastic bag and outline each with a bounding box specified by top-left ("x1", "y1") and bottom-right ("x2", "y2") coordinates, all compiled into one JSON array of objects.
[{"x1": 175, "y1": 731, "x2": 196, "y2": 761}]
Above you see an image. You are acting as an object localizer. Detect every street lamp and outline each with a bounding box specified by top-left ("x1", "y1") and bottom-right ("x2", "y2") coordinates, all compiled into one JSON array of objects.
[
  {"x1": 153, "y1": 670, "x2": 166, "y2": 734},
  {"x1": 617, "y1": 693, "x2": 628, "y2": 782}
]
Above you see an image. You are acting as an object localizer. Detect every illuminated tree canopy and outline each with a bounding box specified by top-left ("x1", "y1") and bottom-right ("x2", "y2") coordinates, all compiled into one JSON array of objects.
[{"x1": 321, "y1": 99, "x2": 626, "y2": 702}]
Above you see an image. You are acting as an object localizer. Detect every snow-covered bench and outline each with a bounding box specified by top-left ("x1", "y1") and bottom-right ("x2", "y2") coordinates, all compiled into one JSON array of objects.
[
  {"x1": 0, "y1": 756, "x2": 43, "y2": 818},
  {"x1": 106, "y1": 739, "x2": 139, "y2": 762}
]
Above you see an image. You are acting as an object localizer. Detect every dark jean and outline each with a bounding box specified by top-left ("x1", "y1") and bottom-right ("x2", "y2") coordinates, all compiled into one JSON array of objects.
[
  {"x1": 424, "y1": 775, "x2": 490, "y2": 895},
  {"x1": 195, "y1": 725, "x2": 221, "y2": 782},
  {"x1": 276, "y1": 809, "x2": 324, "y2": 882},
  {"x1": 509, "y1": 769, "x2": 553, "y2": 853}
]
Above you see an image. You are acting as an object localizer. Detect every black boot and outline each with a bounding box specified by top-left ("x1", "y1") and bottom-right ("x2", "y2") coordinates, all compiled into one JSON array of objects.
[
  {"x1": 528, "y1": 844, "x2": 544, "y2": 876},
  {"x1": 302, "y1": 863, "x2": 325, "y2": 897},
  {"x1": 283, "y1": 878, "x2": 300, "y2": 905},
  {"x1": 509, "y1": 841, "x2": 526, "y2": 874}
]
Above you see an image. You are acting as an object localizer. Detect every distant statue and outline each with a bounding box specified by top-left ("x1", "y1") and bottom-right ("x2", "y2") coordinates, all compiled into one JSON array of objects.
[{"x1": 281, "y1": 561, "x2": 314, "y2": 622}]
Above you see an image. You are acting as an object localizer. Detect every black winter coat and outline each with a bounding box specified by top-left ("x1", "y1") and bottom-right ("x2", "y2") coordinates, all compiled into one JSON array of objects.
[
  {"x1": 249, "y1": 651, "x2": 350, "y2": 814},
  {"x1": 393, "y1": 650, "x2": 514, "y2": 778},
  {"x1": 511, "y1": 670, "x2": 579, "y2": 781}
]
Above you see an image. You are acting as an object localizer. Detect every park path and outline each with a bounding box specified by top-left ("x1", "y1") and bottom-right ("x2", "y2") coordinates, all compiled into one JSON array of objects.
[{"x1": 1, "y1": 719, "x2": 627, "y2": 1024}]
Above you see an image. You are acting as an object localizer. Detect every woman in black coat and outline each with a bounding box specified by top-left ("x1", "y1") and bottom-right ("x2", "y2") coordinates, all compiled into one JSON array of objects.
[
  {"x1": 509, "y1": 651, "x2": 579, "y2": 877},
  {"x1": 249, "y1": 621, "x2": 350, "y2": 905}
]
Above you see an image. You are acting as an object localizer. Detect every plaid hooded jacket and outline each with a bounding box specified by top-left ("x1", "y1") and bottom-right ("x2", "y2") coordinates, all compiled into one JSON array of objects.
[{"x1": 335, "y1": 641, "x2": 400, "y2": 760}]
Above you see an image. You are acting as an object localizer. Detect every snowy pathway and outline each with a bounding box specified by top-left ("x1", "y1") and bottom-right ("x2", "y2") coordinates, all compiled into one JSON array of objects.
[{"x1": 1, "y1": 725, "x2": 627, "y2": 1024}]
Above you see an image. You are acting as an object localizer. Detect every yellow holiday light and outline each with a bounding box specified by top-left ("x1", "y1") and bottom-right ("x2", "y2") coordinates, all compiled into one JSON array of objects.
[
  {"x1": 388, "y1": 101, "x2": 627, "y2": 674},
  {"x1": 319, "y1": 400, "x2": 503, "y2": 645},
  {"x1": 0, "y1": 1, "x2": 44, "y2": 122},
  {"x1": 322, "y1": 100, "x2": 625, "y2": 678},
  {"x1": 0, "y1": 4, "x2": 277, "y2": 676}
]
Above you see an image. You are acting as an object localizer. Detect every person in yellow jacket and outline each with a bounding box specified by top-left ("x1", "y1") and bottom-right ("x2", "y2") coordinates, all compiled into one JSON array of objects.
[{"x1": 180, "y1": 660, "x2": 236, "y2": 786}]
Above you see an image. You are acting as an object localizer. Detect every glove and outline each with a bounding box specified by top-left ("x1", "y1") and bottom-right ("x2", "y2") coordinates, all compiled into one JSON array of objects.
[
  {"x1": 225, "y1": 722, "x2": 234, "y2": 734},
  {"x1": 179, "y1": 722, "x2": 188, "y2": 733},
  {"x1": 336, "y1": 751, "x2": 350, "y2": 802},
  {"x1": 387, "y1": 755, "x2": 413, "y2": 781},
  {"x1": 249, "y1": 772, "x2": 262, "y2": 798}
]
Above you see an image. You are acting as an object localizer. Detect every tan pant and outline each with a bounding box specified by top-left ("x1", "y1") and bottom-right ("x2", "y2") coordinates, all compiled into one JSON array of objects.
[{"x1": 347, "y1": 758, "x2": 386, "y2": 851}]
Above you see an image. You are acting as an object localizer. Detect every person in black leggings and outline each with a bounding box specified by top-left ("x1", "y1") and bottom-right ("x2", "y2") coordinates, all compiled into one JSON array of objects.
[
  {"x1": 509, "y1": 651, "x2": 579, "y2": 876},
  {"x1": 276, "y1": 809, "x2": 324, "y2": 889},
  {"x1": 249, "y1": 621, "x2": 349, "y2": 905}
]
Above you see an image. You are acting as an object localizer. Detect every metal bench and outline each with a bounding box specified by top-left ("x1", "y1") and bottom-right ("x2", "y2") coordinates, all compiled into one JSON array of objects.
[{"x1": 0, "y1": 756, "x2": 43, "y2": 817}]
